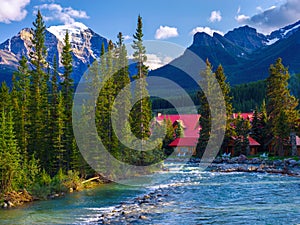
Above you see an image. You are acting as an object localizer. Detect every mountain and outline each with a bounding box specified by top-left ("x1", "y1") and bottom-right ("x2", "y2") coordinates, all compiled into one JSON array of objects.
[
  {"x1": 0, "y1": 22, "x2": 108, "y2": 85},
  {"x1": 0, "y1": 20, "x2": 300, "y2": 88},
  {"x1": 149, "y1": 20, "x2": 300, "y2": 88},
  {"x1": 224, "y1": 25, "x2": 268, "y2": 52}
]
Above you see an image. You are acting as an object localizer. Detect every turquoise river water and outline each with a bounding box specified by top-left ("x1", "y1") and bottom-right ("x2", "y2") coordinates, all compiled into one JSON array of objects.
[{"x1": 0, "y1": 162, "x2": 299, "y2": 224}]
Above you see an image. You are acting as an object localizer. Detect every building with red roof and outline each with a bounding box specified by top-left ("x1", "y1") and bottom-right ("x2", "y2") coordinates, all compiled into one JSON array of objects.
[
  {"x1": 157, "y1": 113, "x2": 262, "y2": 157},
  {"x1": 156, "y1": 114, "x2": 200, "y2": 156}
]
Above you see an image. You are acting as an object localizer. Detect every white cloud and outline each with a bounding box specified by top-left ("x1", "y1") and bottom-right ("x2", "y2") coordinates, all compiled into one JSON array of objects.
[
  {"x1": 34, "y1": 3, "x2": 89, "y2": 24},
  {"x1": 235, "y1": 14, "x2": 250, "y2": 23},
  {"x1": 256, "y1": 6, "x2": 263, "y2": 12},
  {"x1": 0, "y1": 0, "x2": 30, "y2": 23},
  {"x1": 145, "y1": 54, "x2": 173, "y2": 70},
  {"x1": 237, "y1": 6, "x2": 241, "y2": 14},
  {"x1": 124, "y1": 35, "x2": 132, "y2": 41},
  {"x1": 155, "y1": 26, "x2": 179, "y2": 40},
  {"x1": 235, "y1": 0, "x2": 300, "y2": 34},
  {"x1": 190, "y1": 26, "x2": 224, "y2": 36},
  {"x1": 209, "y1": 10, "x2": 222, "y2": 23}
]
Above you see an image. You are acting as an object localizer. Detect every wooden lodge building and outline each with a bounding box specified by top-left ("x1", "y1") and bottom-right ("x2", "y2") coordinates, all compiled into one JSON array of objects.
[{"x1": 156, "y1": 113, "x2": 300, "y2": 157}]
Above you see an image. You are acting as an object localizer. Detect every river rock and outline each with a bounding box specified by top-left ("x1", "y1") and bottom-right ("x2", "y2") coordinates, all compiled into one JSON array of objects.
[
  {"x1": 213, "y1": 157, "x2": 223, "y2": 164},
  {"x1": 251, "y1": 158, "x2": 261, "y2": 164},
  {"x1": 139, "y1": 215, "x2": 148, "y2": 220},
  {"x1": 238, "y1": 154, "x2": 247, "y2": 163},
  {"x1": 288, "y1": 160, "x2": 298, "y2": 167},
  {"x1": 1, "y1": 202, "x2": 8, "y2": 208},
  {"x1": 273, "y1": 160, "x2": 283, "y2": 167}
]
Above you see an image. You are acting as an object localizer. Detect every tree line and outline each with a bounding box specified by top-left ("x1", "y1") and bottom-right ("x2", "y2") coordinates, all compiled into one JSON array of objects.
[
  {"x1": 195, "y1": 58, "x2": 299, "y2": 157},
  {"x1": 0, "y1": 12, "x2": 161, "y2": 196}
]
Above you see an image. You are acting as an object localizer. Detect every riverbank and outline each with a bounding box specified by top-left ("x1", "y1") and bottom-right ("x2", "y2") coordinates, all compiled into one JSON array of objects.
[
  {"x1": 212, "y1": 155, "x2": 300, "y2": 176},
  {"x1": 0, "y1": 176, "x2": 109, "y2": 209},
  {"x1": 2, "y1": 156, "x2": 300, "y2": 210}
]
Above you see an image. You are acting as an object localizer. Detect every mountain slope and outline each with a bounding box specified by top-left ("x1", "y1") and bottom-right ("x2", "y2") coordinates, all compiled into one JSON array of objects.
[
  {"x1": 149, "y1": 20, "x2": 300, "y2": 87},
  {"x1": 0, "y1": 22, "x2": 108, "y2": 84}
]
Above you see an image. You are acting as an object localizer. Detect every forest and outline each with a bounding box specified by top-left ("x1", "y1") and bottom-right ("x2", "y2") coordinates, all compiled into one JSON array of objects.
[{"x1": 0, "y1": 10, "x2": 299, "y2": 202}]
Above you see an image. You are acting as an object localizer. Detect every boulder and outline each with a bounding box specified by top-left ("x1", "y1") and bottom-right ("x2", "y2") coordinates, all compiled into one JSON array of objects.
[
  {"x1": 139, "y1": 215, "x2": 148, "y2": 220},
  {"x1": 238, "y1": 154, "x2": 247, "y2": 163},
  {"x1": 288, "y1": 160, "x2": 297, "y2": 167},
  {"x1": 251, "y1": 158, "x2": 262, "y2": 164}
]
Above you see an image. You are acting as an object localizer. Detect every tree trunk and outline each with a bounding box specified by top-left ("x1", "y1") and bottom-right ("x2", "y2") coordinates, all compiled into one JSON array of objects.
[{"x1": 290, "y1": 132, "x2": 297, "y2": 156}]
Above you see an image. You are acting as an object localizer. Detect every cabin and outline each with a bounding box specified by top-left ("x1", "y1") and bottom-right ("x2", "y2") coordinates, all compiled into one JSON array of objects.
[
  {"x1": 225, "y1": 136, "x2": 261, "y2": 156},
  {"x1": 168, "y1": 137, "x2": 198, "y2": 156},
  {"x1": 156, "y1": 114, "x2": 200, "y2": 156},
  {"x1": 267, "y1": 135, "x2": 300, "y2": 156}
]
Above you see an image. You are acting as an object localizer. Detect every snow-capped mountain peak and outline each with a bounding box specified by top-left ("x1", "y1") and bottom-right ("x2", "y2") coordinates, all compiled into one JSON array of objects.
[
  {"x1": 267, "y1": 20, "x2": 300, "y2": 43},
  {"x1": 47, "y1": 22, "x2": 89, "y2": 43}
]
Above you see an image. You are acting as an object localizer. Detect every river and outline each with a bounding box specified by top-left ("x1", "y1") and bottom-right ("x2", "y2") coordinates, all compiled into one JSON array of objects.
[{"x1": 0, "y1": 162, "x2": 299, "y2": 224}]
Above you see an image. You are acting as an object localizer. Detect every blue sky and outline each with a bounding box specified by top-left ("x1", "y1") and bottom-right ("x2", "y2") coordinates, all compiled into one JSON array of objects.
[{"x1": 0, "y1": 0, "x2": 299, "y2": 47}]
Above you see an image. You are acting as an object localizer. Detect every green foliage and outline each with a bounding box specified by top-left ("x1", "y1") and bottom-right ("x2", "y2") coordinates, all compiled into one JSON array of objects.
[
  {"x1": 0, "y1": 110, "x2": 22, "y2": 193},
  {"x1": 233, "y1": 114, "x2": 251, "y2": 156},
  {"x1": 266, "y1": 58, "x2": 299, "y2": 156},
  {"x1": 231, "y1": 80, "x2": 266, "y2": 112},
  {"x1": 196, "y1": 60, "x2": 213, "y2": 158}
]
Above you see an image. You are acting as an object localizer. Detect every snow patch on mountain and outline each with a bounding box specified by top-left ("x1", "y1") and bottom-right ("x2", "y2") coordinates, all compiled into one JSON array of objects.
[
  {"x1": 283, "y1": 23, "x2": 300, "y2": 36},
  {"x1": 47, "y1": 22, "x2": 89, "y2": 43},
  {"x1": 266, "y1": 38, "x2": 279, "y2": 45}
]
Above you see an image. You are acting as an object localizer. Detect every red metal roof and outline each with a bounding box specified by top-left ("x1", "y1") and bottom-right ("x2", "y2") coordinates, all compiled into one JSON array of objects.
[
  {"x1": 232, "y1": 112, "x2": 254, "y2": 121},
  {"x1": 156, "y1": 114, "x2": 200, "y2": 137},
  {"x1": 248, "y1": 136, "x2": 260, "y2": 146},
  {"x1": 169, "y1": 137, "x2": 198, "y2": 147}
]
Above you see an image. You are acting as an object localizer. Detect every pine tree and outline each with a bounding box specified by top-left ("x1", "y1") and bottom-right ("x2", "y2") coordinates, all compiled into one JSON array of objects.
[
  {"x1": 130, "y1": 15, "x2": 153, "y2": 165},
  {"x1": 112, "y1": 32, "x2": 132, "y2": 160},
  {"x1": 234, "y1": 114, "x2": 251, "y2": 156},
  {"x1": 61, "y1": 30, "x2": 74, "y2": 170},
  {"x1": 162, "y1": 117, "x2": 175, "y2": 156},
  {"x1": 266, "y1": 58, "x2": 299, "y2": 156},
  {"x1": 273, "y1": 110, "x2": 290, "y2": 156},
  {"x1": 52, "y1": 91, "x2": 66, "y2": 171},
  {"x1": 196, "y1": 60, "x2": 212, "y2": 158},
  {"x1": 215, "y1": 65, "x2": 234, "y2": 153},
  {"x1": 28, "y1": 10, "x2": 49, "y2": 168},
  {"x1": 0, "y1": 109, "x2": 22, "y2": 193},
  {"x1": 11, "y1": 56, "x2": 31, "y2": 156}
]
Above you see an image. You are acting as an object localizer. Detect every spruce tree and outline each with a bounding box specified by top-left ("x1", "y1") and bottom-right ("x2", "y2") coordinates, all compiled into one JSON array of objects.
[
  {"x1": 196, "y1": 60, "x2": 212, "y2": 158},
  {"x1": 0, "y1": 109, "x2": 22, "y2": 193},
  {"x1": 234, "y1": 114, "x2": 251, "y2": 156},
  {"x1": 266, "y1": 58, "x2": 299, "y2": 156},
  {"x1": 61, "y1": 30, "x2": 74, "y2": 170},
  {"x1": 28, "y1": 10, "x2": 49, "y2": 168},
  {"x1": 215, "y1": 65, "x2": 234, "y2": 153},
  {"x1": 12, "y1": 56, "x2": 31, "y2": 156},
  {"x1": 113, "y1": 32, "x2": 132, "y2": 160},
  {"x1": 130, "y1": 15, "x2": 153, "y2": 165}
]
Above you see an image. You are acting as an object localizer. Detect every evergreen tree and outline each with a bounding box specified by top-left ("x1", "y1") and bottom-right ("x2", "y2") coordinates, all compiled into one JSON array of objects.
[
  {"x1": 12, "y1": 56, "x2": 31, "y2": 156},
  {"x1": 61, "y1": 30, "x2": 74, "y2": 170},
  {"x1": 28, "y1": 10, "x2": 49, "y2": 168},
  {"x1": 162, "y1": 117, "x2": 175, "y2": 156},
  {"x1": 234, "y1": 114, "x2": 251, "y2": 156},
  {"x1": 266, "y1": 58, "x2": 299, "y2": 156},
  {"x1": 52, "y1": 91, "x2": 66, "y2": 171},
  {"x1": 273, "y1": 110, "x2": 290, "y2": 156},
  {"x1": 0, "y1": 110, "x2": 22, "y2": 193},
  {"x1": 130, "y1": 15, "x2": 152, "y2": 141},
  {"x1": 113, "y1": 32, "x2": 132, "y2": 160},
  {"x1": 196, "y1": 60, "x2": 212, "y2": 158},
  {"x1": 130, "y1": 15, "x2": 153, "y2": 165},
  {"x1": 215, "y1": 65, "x2": 234, "y2": 153}
]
